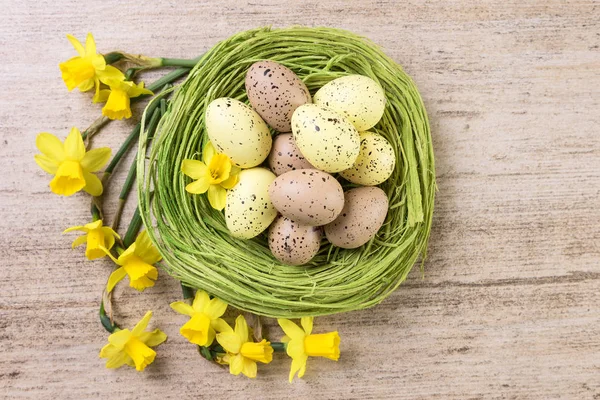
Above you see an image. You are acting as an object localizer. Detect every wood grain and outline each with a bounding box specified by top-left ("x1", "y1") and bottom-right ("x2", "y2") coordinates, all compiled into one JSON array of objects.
[{"x1": 1, "y1": 0, "x2": 599, "y2": 398}]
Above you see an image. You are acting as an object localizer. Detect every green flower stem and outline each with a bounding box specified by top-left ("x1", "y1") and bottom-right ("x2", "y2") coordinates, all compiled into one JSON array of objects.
[
  {"x1": 111, "y1": 106, "x2": 163, "y2": 231},
  {"x1": 81, "y1": 116, "x2": 110, "y2": 143},
  {"x1": 143, "y1": 67, "x2": 192, "y2": 93},
  {"x1": 123, "y1": 206, "x2": 142, "y2": 248},
  {"x1": 271, "y1": 342, "x2": 287, "y2": 352},
  {"x1": 103, "y1": 52, "x2": 124, "y2": 65},
  {"x1": 100, "y1": 295, "x2": 119, "y2": 333},
  {"x1": 181, "y1": 282, "x2": 195, "y2": 300},
  {"x1": 160, "y1": 58, "x2": 199, "y2": 68}
]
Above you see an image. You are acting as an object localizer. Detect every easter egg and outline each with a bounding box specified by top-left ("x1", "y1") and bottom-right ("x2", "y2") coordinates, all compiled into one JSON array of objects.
[
  {"x1": 291, "y1": 104, "x2": 360, "y2": 173},
  {"x1": 268, "y1": 216, "x2": 322, "y2": 266},
  {"x1": 205, "y1": 97, "x2": 272, "y2": 168},
  {"x1": 325, "y1": 186, "x2": 389, "y2": 249},
  {"x1": 268, "y1": 133, "x2": 314, "y2": 176},
  {"x1": 313, "y1": 75, "x2": 386, "y2": 131},
  {"x1": 268, "y1": 169, "x2": 344, "y2": 226},
  {"x1": 225, "y1": 168, "x2": 277, "y2": 239},
  {"x1": 339, "y1": 131, "x2": 396, "y2": 185},
  {"x1": 245, "y1": 60, "x2": 311, "y2": 132}
]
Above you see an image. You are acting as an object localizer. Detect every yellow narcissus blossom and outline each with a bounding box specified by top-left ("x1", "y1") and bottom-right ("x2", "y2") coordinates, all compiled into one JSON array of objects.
[
  {"x1": 181, "y1": 142, "x2": 240, "y2": 210},
  {"x1": 34, "y1": 127, "x2": 111, "y2": 196},
  {"x1": 99, "y1": 311, "x2": 167, "y2": 371},
  {"x1": 64, "y1": 220, "x2": 120, "y2": 260},
  {"x1": 278, "y1": 316, "x2": 340, "y2": 383},
  {"x1": 216, "y1": 315, "x2": 273, "y2": 379},
  {"x1": 59, "y1": 33, "x2": 123, "y2": 92},
  {"x1": 103, "y1": 231, "x2": 161, "y2": 292},
  {"x1": 170, "y1": 290, "x2": 230, "y2": 347},
  {"x1": 94, "y1": 78, "x2": 153, "y2": 120}
]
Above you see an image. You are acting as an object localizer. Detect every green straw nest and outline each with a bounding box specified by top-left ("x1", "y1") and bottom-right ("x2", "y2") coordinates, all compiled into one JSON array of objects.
[{"x1": 138, "y1": 27, "x2": 435, "y2": 318}]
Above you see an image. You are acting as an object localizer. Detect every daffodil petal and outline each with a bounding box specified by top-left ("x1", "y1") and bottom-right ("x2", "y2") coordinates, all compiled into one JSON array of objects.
[
  {"x1": 66, "y1": 34, "x2": 85, "y2": 57},
  {"x1": 185, "y1": 179, "x2": 210, "y2": 194},
  {"x1": 78, "y1": 78, "x2": 95, "y2": 92},
  {"x1": 107, "y1": 267, "x2": 127, "y2": 292},
  {"x1": 192, "y1": 290, "x2": 210, "y2": 313},
  {"x1": 205, "y1": 297, "x2": 228, "y2": 320},
  {"x1": 134, "y1": 231, "x2": 162, "y2": 265},
  {"x1": 181, "y1": 159, "x2": 208, "y2": 180},
  {"x1": 81, "y1": 147, "x2": 111, "y2": 172},
  {"x1": 84, "y1": 32, "x2": 96, "y2": 57},
  {"x1": 278, "y1": 319, "x2": 305, "y2": 341},
  {"x1": 286, "y1": 338, "x2": 306, "y2": 360},
  {"x1": 108, "y1": 329, "x2": 132, "y2": 348},
  {"x1": 82, "y1": 171, "x2": 103, "y2": 196},
  {"x1": 229, "y1": 353, "x2": 244, "y2": 376},
  {"x1": 220, "y1": 173, "x2": 239, "y2": 189},
  {"x1": 128, "y1": 81, "x2": 153, "y2": 98},
  {"x1": 91, "y1": 54, "x2": 106, "y2": 71},
  {"x1": 234, "y1": 315, "x2": 249, "y2": 344},
  {"x1": 64, "y1": 127, "x2": 85, "y2": 161},
  {"x1": 102, "y1": 227, "x2": 118, "y2": 250},
  {"x1": 34, "y1": 154, "x2": 58, "y2": 174},
  {"x1": 36, "y1": 133, "x2": 65, "y2": 162},
  {"x1": 207, "y1": 185, "x2": 227, "y2": 211},
  {"x1": 71, "y1": 235, "x2": 87, "y2": 249},
  {"x1": 131, "y1": 311, "x2": 153, "y2": 336},
  {"x1": 241, "y1": 358, "x2": 257, "y2": 378},
  {"x1": 170, "y1": 301, "x2": 195, "y2": 316},
  {"x1": 104, "y1": 351, "x2": 131, "y2": 369},
  {"x1": 301, "y1": 316, "x2": 313, "y2": 336},
  {"x1": 216, "y1": 332, "x2": 242, "y2": 354},
  {"x1": 210, "y1": 318, "x2": 232, "y2": 334},
  {"x1": 97, "y1": 65, "x2": 124, "y2": 81},
  {"x1": 289, "y1": 356, "x2": 307, "y2": 383},
  {"x1": 139, "y1": 329, "x2": 167, "y2": 347},
  {"x1": 202, "y1": 142, "x2": 216, "y2": 165},
  {"x1": 94, "y1": 88, "x2": 111, "y2": 104}
]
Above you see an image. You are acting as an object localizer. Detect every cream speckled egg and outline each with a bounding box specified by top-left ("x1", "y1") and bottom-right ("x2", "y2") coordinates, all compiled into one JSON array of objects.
[
  {"x1": 225, "y1": 168, "x2": 277, "y2": 239},
  {"x1": 205, "y1": 97, "x2": 272, "y2": 168},
  {"x1": 268, "y1": 133, "x2": 314, "y2": 176},
  {"x1": 268, "y1": 169, "x2": 344, "y2": 226},
  {"x1": 313, "y1": 75, "x2": 386, "y2": 131},
  {"x1": 291, "y1": 104, "x2": 360, "y2": 173},
  {"x1": 268, "y1": 216, "x2": 322, "y2": 266},
  {"x1": 339, "y1": 131, "x2": 396, "y2": 185},
  {"x1": 245, "y1": 61, "x2": 311, "y2": 132},
  {"x1": 325, "y1": 186, "x2": 389, "y2": 249}
]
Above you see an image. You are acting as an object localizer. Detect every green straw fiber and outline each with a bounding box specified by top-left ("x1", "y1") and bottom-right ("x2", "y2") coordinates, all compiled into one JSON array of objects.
[{"x1": 137, "y1": 27, "x2": 435, "y2": 318}]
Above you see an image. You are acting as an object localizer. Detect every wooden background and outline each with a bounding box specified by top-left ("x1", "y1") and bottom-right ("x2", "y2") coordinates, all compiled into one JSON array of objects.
[{"x1": 1, "y1": 0, "x2": 599, "y2": 398}]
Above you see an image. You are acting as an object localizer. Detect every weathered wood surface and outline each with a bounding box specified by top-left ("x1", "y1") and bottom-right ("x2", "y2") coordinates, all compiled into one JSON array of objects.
[{"x1": 1, "y1": 0, "x2": 599, "y2": 398}]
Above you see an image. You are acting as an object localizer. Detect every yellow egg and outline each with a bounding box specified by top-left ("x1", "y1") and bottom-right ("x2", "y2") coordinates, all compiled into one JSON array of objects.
[
  {"x1": 339, "y1": 131, "x2": 396, "y2": 185},
  {"x1": 225, "y1": 168, "x2": 278, "y2": 239},
  {"x1": 313, "y1": 75, "x2": 386, "y2": 131},
  {"x1": 205, "y1": 98, "x2": 272, "y2": 168},
  {"x1": 291, "y1": 104, "x2": 360, "y2": 173}
]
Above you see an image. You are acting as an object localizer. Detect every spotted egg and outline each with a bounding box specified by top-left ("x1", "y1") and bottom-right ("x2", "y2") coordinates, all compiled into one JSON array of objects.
[
  {"x1": 268, "y1": 133, "x2": 314, "y2": 176},
  {"x1": 268, "y1": 169, "x2": 344, "y2": 226},
  {"x1": 313, "y1": 75, "x2": 386, "y2": 131},
  {"x1": 225, "y1": 168, "x2": 278, "y2": 239},
  {"x1": 268, "y1": 216, "x2": 322, "y2": 265},
  {"x1": 245, "y1": 60, "x2": 311, "y2": 132},
  {"x1": 339, "y1": 131, "x2": 396, "y2": 185},
  {"x1": 291, "y1": 104, "x2": 360, "y2": 173},
  {"x1": 205, "y1": 97, "x2": 272, "y2": 168},
  {"x1": 325, "y1": 186, "x2": 389, "y2": 249}
]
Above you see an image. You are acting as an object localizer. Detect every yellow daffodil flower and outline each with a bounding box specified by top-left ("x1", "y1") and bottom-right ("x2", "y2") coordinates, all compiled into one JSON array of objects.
[
  {"x1": 99, "y1": 311, "x2": 167, "y2": 371},
  {"x1": 278, "y1": 316, "x2": 340, "y2": 383},
  {"x1": 181, "y1": 142, "x2": 240, "y2": 210},
  {"x1": 102, "y1": 230, "x2": 161, "y2": 292},
  {"x1": 34, "y1": 127, "x2": 111, "y2": 196},
  {"x1": 216, "y1": 315, "x2": 273, "y2": 379},
  {"x1": 63, "y1": 220, "x2": 120, "y2": 260},
  {"x1": 170, "y1": 290, "x2": 230, "y2": 346},
  {"x1": 59, "y1": 33, "x2": 123, "y2": 92},
  {"x1": 94, "y1": 78, "x2": 153, "y2": 120}
]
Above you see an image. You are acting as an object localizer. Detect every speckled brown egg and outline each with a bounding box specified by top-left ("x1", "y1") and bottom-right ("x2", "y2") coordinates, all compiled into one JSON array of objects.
[
  {"x1": 225, "y1": 168, "x2": 278, "y2": 239},
  {"x1": 268, "y1": 169, "x2": 344, "y2": 226},
  {"x1": 205, "y1": 97, "x2": 272, "y2": 168},
  {"x1": 325, "y1": 186, "x2": 389, "y2": 249},
  {"x1": 339, "y1": 131, "x2": 396, "y2": 185},
  {"x1": 291, "y1": 104, "x2": 360, "y2": 173},
  {"x1": 268, "y1": 133, "x2": 314, "y2": 176},
  {"x1": 268, "y1": 216, "x2": 322, "y2": 265},
  {"x1": 313, "y1": 75, "x2": 386, "y2": 131},
  {"x1": 245, "y1": 60, "x2": 311, "y2": 132}
]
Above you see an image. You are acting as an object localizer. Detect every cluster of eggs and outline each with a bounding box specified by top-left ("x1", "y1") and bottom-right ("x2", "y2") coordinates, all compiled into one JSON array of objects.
[{"x1": 205, "y1": 60, "x2": 396, "y2": 265}]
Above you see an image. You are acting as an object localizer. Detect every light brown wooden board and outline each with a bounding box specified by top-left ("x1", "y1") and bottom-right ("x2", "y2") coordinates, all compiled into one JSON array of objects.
[{"x1": 1, "y1": 0, "x2": 599, "y2": 398}]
